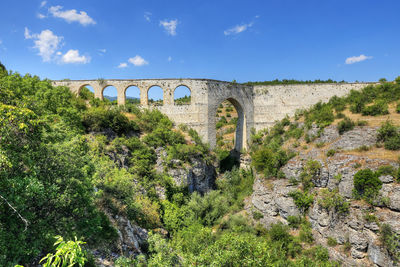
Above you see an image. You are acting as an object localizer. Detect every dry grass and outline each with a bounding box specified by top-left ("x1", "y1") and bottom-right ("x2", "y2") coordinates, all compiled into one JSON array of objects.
[
  {"x1": 122, "y1": 112, "x2": 137, "y2": 121},
  {"x1": 333, "y1": 102, "x2": 400, "y2": 127},
  {"x1": 344, "y1": 146, "x2": 399, "y2": 162}
]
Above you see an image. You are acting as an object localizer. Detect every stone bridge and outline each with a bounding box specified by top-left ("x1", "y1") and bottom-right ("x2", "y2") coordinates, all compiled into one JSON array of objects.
[{"x1": 52, "y1": 79, "x2": 371, "y2": 151}]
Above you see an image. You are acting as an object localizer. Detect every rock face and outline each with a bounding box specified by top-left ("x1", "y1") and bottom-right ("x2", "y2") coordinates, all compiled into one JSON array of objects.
[
  {"x1": 94, "y1": 211, "x2": 148, "y2": 266},
  {"x1": 250, "y1": 125, "x2": 400, "y2": 266},
  {"x1": 155, "y1": 147, "x2": 216, "y2": 194}
]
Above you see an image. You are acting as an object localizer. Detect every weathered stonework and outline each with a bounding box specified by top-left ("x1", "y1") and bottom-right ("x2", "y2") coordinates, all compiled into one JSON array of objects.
[{"x1": 52, "y1": 79, "x2": 373, "y2": 150}]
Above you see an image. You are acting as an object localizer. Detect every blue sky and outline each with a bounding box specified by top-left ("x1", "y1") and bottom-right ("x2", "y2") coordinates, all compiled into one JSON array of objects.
[{"x1": 1, "y1": 0, "x2": 400, "y2": 98}]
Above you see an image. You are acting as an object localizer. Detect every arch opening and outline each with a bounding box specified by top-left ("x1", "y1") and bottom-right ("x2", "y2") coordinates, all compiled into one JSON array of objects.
[
  {"x1": 148, "y1": 85, "x2": 163, "y2": 106},
  {"x1": 102, "y1": 85, "x2": 118, "y2": 105},
  {"x1": 215, "y1": 98, "x2": 246, "y2": 172},
  {"x1": 174, "y1": 85, "x2": 191, "y2": 105},
  {"x1": 78, "y1": 84, "x2": 95, "y2": 100},
  {"x1": 125, "y1": 85, "x2": 140, "y2": 105}
]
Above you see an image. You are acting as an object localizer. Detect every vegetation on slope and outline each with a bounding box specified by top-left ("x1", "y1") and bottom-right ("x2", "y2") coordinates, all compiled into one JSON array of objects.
[{"x1": 0, "y1": 65, "x2": 341, "y2": 266}]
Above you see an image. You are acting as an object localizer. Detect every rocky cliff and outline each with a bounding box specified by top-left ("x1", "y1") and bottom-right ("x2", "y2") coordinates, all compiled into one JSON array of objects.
[{"x1": 248, "y1": 124, "x2": 400, "y2": 266}]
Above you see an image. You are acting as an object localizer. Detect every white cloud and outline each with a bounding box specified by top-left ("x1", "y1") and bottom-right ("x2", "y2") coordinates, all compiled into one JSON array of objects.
[
  {"x1": 49, "y1": 5, "x2": 96, "y2": 26},
  {"x1": 168, "y1": 56, "x2": 172, "y2": 62},
  {"x1": 129, "y1": 55, "x2": 148, "y2": 66},
  {"x1": 118, "y1": 62, "x2": 128, "y2": 68},
  {"x1": 98, "y1": 48, "x2": 106, "y2": 53},
  {"x1": 160, "y1": 19, "x2": 178, "y2": 36},
  {"x1": 224, "y1": 22, "x2": 253, "y2": 35},
  {"x1": 61, "y1": 49, "x2": 90, "y2": 64},
  {"x1": 144, "y1": 12, "x2": 152, "y2": 22},
  {"x1": 40, "y1": 1, "x2": 47, "y2": 8},
  {"x1": 37, "y1": 13, "x2": 46, "y2": 19},
  {"x1": 24, "y1": 27, "x2": 63, "y2": 62},
  {"x1": 345, "y1": 54, "x2": 373, "y2": 64}
]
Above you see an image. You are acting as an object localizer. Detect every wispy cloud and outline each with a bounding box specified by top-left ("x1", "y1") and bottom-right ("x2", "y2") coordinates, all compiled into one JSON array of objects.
[
  {"x1": 118, "y1": 62, "x2": 128, "y2": 68},
  {"x1": 98, "y1": 48, "x2": 106, "y2": 55},
  {"x1": 345, "y1": 54, "x2": 373, "y2": 64},
  {"x1": 37, "y1": 13, "x2": 46, "y2": 19},
  {"x1": 144, "y1": 12, "x2": 152, "y2": 22},
  {"x1": 160, "y1": 19, "x2": 178, "y2": 36},
  {"x1": 224, "y1": 22, "x2": 253, "y2": 36},
  {"x1": 129, "y1": 55, "x2": 149, "y2": 66},
  {"x1": 61, "y1": 49, "x2": 90, "y2": 64},
  {"x1": 24, "y1": 27, "x2": 63, "y2": 62},
  {"x1": 168, "y1": 56, "x2": 172, "y2": 62},
  {"x1": 48, "y1": 5, "x2": 96, "y2": 26},
  {"x1": 40, "y1": 1, "x2": 47, "y2": 8}
]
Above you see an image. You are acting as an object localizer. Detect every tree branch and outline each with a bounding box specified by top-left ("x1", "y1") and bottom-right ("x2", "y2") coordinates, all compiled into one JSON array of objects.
[{"x1": 0, "y1": 194, "x2": 29, "y2": 231}]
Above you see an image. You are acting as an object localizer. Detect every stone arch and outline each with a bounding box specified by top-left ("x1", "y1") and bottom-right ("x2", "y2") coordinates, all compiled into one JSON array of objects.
[
  {"x1": 174, "y1": 85, "x2": 191, "y2": 105},
  {"x1": 124, "y1": 85, "x2": 141, "y2": 105},
  {"x1": 77, "y1": 83, "x2": 92, "y2": 95},
  {"x1": 102, "y1": 85, "x2": 118, "y2": 104},
  {"x1": 211, "y1": 97, "x2": 247, "y2": 152},
  {"x1": 147, "y1": 85, "x2": 164, "y2": 106}
]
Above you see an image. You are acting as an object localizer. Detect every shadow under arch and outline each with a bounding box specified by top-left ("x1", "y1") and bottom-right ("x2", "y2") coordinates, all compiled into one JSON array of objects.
[
  {"x1": 213, "y1": 97, "x2": 247, "y2": 172},
  {"x1": 174, "y1": 85, "x2": 191, "y2": 105}
]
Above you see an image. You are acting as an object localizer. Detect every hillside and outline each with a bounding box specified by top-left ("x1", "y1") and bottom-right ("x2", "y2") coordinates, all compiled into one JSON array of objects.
[
  {"x1": 1, "y1": 66, "x2": 400, "y2": 266},
  {"x1": 248, "y1": 79, "x2": 400, "y2": 266}
]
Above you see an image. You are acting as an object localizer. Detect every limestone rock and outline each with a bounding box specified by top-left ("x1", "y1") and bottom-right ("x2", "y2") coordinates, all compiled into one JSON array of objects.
[{"x1": 330, "y1": 127, "x2": 378, "y2": 150}]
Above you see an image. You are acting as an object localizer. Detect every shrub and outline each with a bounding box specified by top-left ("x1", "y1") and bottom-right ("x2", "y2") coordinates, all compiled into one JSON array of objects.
[
  {"x1": 315, "y1": 142, "x2": 325, "y2": 148},
  {"x1": 356, "y1": 120, "x2": 368, "y2": 126},
  {"x1": 251, "y1": 147, "x2": 289, "y2": 178},
  {"x1": 380, "y1": 224, "x2": 400, "y2": 262},
  {"x1": 361, "y1": 100, "x2": 389, "y2": 116},
  {"x1": 287, "y1": 215, "x2": 303, "y2": 229},
  {"x1": 252, "y1": 211, "x2": 264, "y2": 220},
  {"x1": 300, "y1": 160, "x2": 321, "y2": 191},
  {"x1": 396, "y1": 103, "x2": 400, "y2": 114},
  {"x1": 289, "y1": 190, "x2": 314, "y2": 213},
  {"x1": 82, "y1": 107, "x2": 138, "y2": 135},
  {"x1": 356, "y1": 145, "x2": 370, "y2": 152},
  {"x1": 318, "y1": 189, "x2": 349, "y2": 214},
  {"x1": 384, "y1": 135, "x2": 400, "y2": 150},
  {"x1": 377, "y1": 121, "x2": 398, "y2": 142},
  {"x1": 299, "y1": 222, "x2": 314, "y2": 243},
  {"x1": 326, "y1": 149, "x2": 336, "y2": 157},
  {"x1": 327, "y1": 237, "x2": 338, "y2": 247},
  {"x1": 377, "y1": 165, "x2": 397, "y2": 177},
  {"x1": 353, "y1": 169, "x2": 382, "y2": 203},
  {"x1": 337, "y1": 117, "x2": 355, "y2": 135}
]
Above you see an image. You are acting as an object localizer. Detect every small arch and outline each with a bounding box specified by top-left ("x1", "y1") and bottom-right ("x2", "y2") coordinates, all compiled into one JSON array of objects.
[
  {"x1": 147, "y1": 85, "x2": 164, "y2": 106},
  {"x1": 174, "y1": 85, "x2": 191, "y2": 105},
  {"x1": 78, "y1": 84, "x2": 95, "y2": 100},
  {"x1": 125, "y1": 85, "x2": 141, "y2": 105},
  {"x1": 102, "y1": 85, "x2": 118, "y2": 105}
]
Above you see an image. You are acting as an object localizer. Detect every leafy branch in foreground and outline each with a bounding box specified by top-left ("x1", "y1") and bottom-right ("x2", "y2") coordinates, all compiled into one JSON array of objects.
[{"x1": 40, "y1": 236, "x2": 87, "y2": 267}]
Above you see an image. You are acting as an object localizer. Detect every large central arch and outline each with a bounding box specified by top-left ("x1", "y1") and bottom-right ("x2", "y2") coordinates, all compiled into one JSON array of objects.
[{"x1": 213, "y1": 98, "x2": 246, "y2": 151}]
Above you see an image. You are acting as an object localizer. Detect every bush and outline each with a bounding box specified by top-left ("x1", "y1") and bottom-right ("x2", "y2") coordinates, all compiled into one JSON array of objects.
[
  {"x1": 251, "y1": 147, "x2": 289, "y2": 178},
  {"x1": 353, "y1": 169, "x2": 382, "y2": 203},
  {"x1": 289, "y1": 190, "x2": 314, "y2": 213},
  {"x1": 326, "y1": 149, "x2": 336, "y2": 157},
  {"x1": 377, "y1": 121, "x2": 400, "y2": 150},
  {"x1": 380, "y1": 224, "x2": 400, "y2": 262},
  {"x1": 396, "y1": 103, "x2": 400, "y2": 114},
  {"x1": 287, "y1": 215, "x2": 303, "y2": 229},
  {"x1": 361, "y1": 100, "x2": 389, "y2": 116},
  {"x1": 384, "y1": 135, "x2": 400, "y2": 150},
  {"x1": 318, "y1": 189, "x2": 349, "y2": 214},
  {"x1": 337, "y1": 117, "x2": 355, "y2": 135},
  {"x1": 82, "y1": 107, "x2": 138, "y2": 135},
  {"x1": 327, "y1": 237, "x2": 337, "y2": 247}
]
